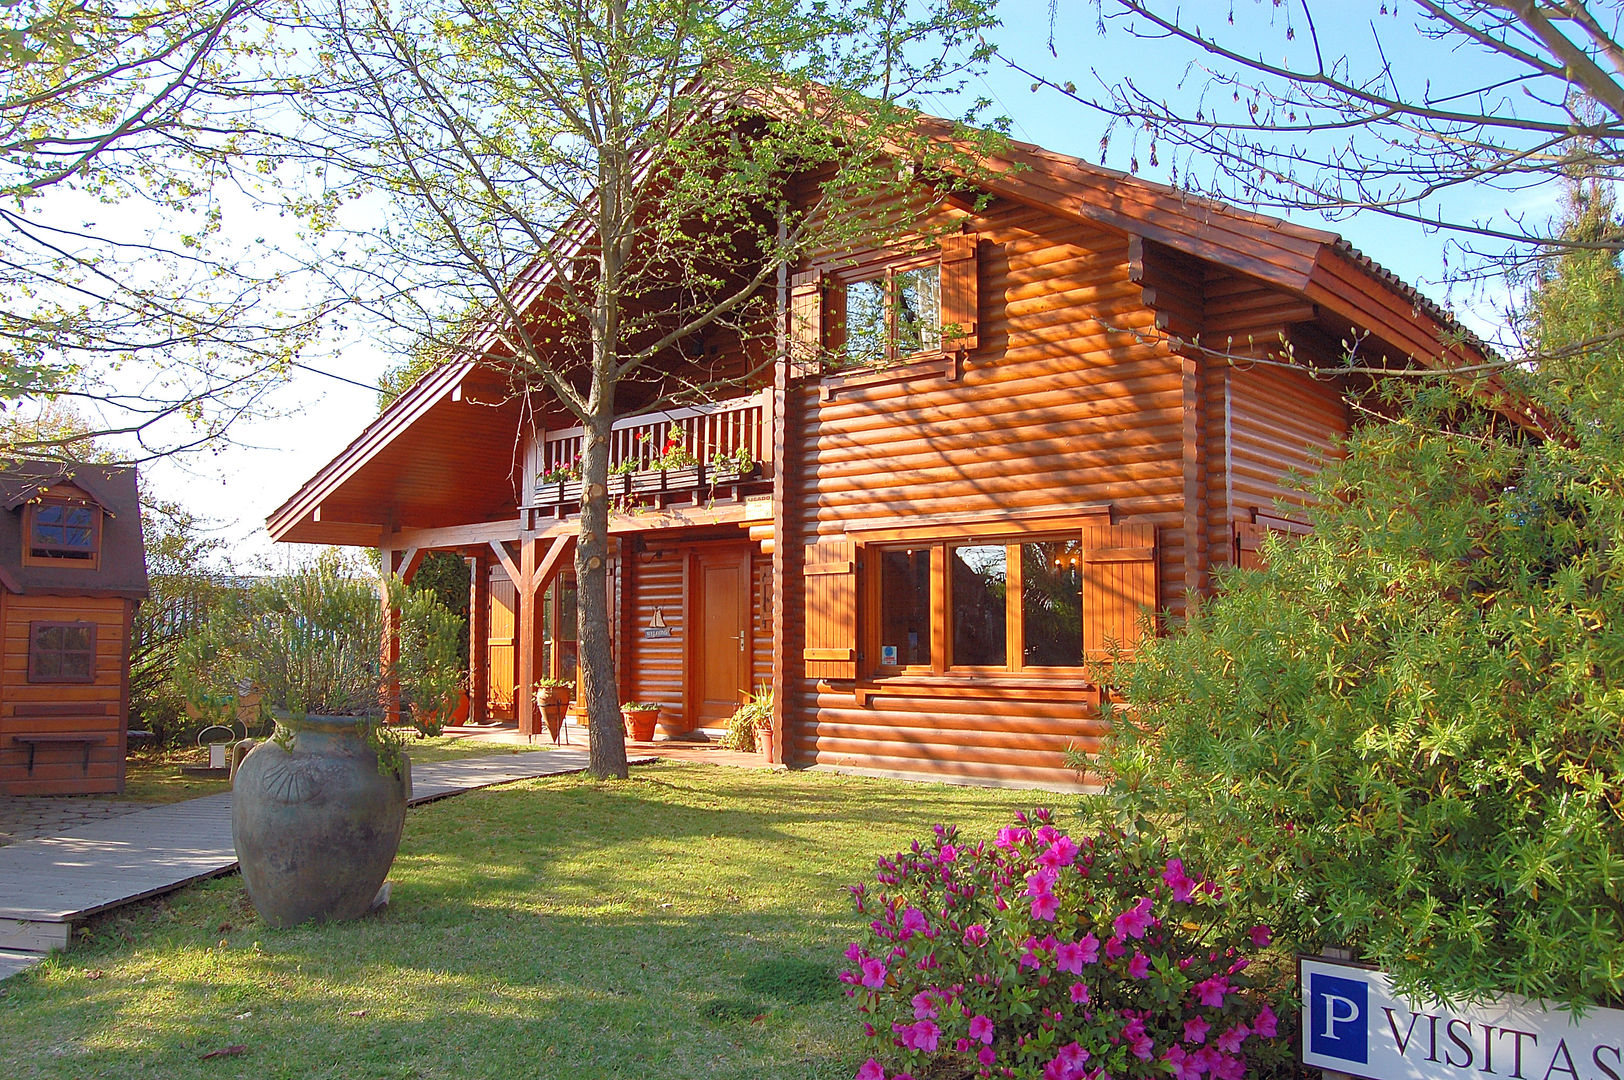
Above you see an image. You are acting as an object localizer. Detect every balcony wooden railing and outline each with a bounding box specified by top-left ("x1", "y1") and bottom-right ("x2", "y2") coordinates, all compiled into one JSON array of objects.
[{"x1": 531, "y1": 388, "x2": 772, "y2": 507}]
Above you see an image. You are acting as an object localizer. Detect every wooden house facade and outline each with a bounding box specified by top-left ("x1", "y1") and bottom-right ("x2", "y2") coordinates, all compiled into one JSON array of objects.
[
  {"x1": 0, "y1": 463, "x2": 148, "y2": 796},
  {"x1": 267, "y1": 121, "x2": 1492, "y2": 790}
]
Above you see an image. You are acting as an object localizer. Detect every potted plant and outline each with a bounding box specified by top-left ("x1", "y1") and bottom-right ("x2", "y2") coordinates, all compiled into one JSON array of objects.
[
  {"x1": 533, "y1": 676, "x2": 573, "y2": 742},
  {"x1": 708, "y1": 445, "x2": 759, "y2": 484},
  {"x1": 177, "y1": 553, "x2": 464, "y2": 929},
  {"x1": 621, "y1": 700, "x2": 661, "y2": 742},
  {"x1": 719, "y1": 685, "x2": 774, "y2": 759}
]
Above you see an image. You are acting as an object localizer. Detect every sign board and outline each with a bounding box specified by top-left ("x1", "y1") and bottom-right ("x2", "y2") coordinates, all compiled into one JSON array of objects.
[
  {"x1": 642, "y1": 627, "x2": 673, "y2": 640},
  {"x1": 1299, "y1": 957, "x2": 1624, "y2": 1080},
  {"x1": 880, "y1": 645, "x2": 899, "y2": 666}
]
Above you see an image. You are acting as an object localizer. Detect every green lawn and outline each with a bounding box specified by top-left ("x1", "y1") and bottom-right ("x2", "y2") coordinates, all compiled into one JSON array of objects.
[
  {"x1": 4, "y1": 762, "x2": 1070, "y2": 1080},
  {"x1": 113, "y1": 736, "x2": 552, "y2": 804}
]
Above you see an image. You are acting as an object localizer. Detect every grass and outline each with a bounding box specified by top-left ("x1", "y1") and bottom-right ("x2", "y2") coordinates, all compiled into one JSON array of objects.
[
  {"x1": 110, "y1": 736, "x2": 552, "y2": 805},
  {"x1": 2, "y1": 762, "x2": 1070, "y2": 1079}
]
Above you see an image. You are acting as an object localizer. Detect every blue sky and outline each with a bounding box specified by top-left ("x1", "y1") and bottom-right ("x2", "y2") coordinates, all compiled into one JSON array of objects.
[{"x1": 140, "y1": 0, "x2": 1561, "y2": 563}]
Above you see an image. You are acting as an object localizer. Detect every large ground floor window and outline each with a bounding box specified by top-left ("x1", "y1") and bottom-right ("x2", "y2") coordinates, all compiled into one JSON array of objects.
[{"x1": 870, "y1": 536, "x2": 1084, "y2": 675}]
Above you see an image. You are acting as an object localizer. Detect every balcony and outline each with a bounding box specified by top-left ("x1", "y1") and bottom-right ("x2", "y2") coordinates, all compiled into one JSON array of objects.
[{"x1": 531, "y1": 388, "x2": 773, "y2": 510}]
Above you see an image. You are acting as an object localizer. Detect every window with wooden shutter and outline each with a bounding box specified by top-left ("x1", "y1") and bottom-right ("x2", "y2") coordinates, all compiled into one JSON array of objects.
[
  {"x1": 1081, "y1": 523, "x2": 1158, "y2": 659},
  {"x1": 1233, "y1": 512, "x2": 1312, "y2": 570},
  {"x1": 804, "y1": 536, "x2": 857, "y2": 680},
  {"x1": 788, "y1": 270, "x2": 822, "y2": 379},
  {"x1": 939, "y1": 234, "x2": 979, "y2": 352}
]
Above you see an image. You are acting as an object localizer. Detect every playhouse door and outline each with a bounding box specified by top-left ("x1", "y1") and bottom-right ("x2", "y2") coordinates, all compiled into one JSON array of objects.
[{"x1": 692, "y1": 548, "x2": 751, "y2": 728}]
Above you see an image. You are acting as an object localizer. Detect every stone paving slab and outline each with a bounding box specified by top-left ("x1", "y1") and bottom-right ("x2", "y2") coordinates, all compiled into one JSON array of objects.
[
  {"x1": 0, "y1": 748, "x2": 648, "y2": 975},
  {"x1": 0, "y1": 798, "x2": 149, "y2": 848}
]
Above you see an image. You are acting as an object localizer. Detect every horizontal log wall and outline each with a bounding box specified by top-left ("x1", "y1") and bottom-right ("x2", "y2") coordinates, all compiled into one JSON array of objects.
[
  {"x1": 0, "y1": 594, "x2": 131, "y2": 795},
  {"x1": 783, "y1": 200, "x2": 1185, "y2": 788}
]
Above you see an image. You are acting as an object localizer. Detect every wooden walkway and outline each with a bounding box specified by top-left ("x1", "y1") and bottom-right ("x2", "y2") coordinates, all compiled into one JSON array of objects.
[{"x1": 0, "y1": 748, "x2": 641, "y2": 972}]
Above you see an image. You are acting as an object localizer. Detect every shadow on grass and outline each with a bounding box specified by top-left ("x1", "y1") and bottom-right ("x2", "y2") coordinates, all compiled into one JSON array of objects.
[{"x1": 6, "y1": 762, "x2": 1067, "y2": 1080}]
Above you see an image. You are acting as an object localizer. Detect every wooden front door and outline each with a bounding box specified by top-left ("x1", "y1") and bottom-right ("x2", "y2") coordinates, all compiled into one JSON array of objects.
[{"x1": 691, "y1": 548, "x2": 752, "y2": 728}]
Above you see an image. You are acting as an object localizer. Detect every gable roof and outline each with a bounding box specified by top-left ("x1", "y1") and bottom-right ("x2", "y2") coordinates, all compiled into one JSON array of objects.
[
  {"x1": 268, "y1": 107, "x2": 1515, "y2": 546},
  {"x1": 0, "y1": 461, "x2": 148, "y2": 598}
]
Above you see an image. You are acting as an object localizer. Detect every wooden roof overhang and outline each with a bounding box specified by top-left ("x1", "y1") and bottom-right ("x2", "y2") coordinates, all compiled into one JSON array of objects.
[
  {"x1": 266, "y1": 361, "x2": 529, "y2": 546},
  {"x1": 270, "y1": 100, "x2": 1537, "y2": 550}
]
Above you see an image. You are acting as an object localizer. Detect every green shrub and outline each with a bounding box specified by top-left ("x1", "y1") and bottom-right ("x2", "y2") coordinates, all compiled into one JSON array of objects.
[
  {"x1": 1096, "y1": 378, "x2": 1624, "y2": 1009},
  {"x1": 719, "y1": 685, "x2": 773, "y2": 752}
]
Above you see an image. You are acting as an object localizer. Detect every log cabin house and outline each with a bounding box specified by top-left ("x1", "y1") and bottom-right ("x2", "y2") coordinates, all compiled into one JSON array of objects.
[
  {"x1": 267, "y1": 116, "x2": 1494, "y2": 791},
  {"x1": 0, "y1": 462, "x2": 148, "y2": 796}
]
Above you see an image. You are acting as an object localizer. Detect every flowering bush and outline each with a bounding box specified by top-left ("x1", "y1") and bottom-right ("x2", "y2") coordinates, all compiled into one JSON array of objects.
[
  {"x1": 840, "y1": 811, "x2": 1289, "y2": 1080},
  {"x1": 540, "y1": 454, "x2": 581, "y2": 484}
]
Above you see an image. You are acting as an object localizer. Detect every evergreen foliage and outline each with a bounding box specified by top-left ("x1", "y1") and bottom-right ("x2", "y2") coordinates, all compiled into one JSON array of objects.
[{"x1": 1094, "y1": 191, "x2": 1624, "y2": 1010}]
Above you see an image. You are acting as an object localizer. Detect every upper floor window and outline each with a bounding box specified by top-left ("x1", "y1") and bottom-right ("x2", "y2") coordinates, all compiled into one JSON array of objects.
[
  {"x1": 838, "y1": 263, "x2": 942, "y2": 368},
  {"x1": 25, "y1": 499, "x2": 100, "y2": 567}
]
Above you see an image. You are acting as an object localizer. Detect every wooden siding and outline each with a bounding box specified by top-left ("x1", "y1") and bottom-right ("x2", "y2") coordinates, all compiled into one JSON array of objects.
[
  {"x1": 1227, "y1": 360, "x2": 1348, "y2": 521},
  {"x1": 781, "y1": 201, "x2": 1188, "y2": 785},
  {"x1": 0, "y1": 594, "x2": 131, "y2": 795}
]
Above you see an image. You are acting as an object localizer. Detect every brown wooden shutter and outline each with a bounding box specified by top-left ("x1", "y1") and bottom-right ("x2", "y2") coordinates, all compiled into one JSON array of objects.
[
  {"x1": 939, "y1": 234, "x2": 979, "y2": 352},
  {"x1": 1082, "y1": 523, "x2": 1158, "y2": 659},
  {"x1": 803, "y1": 536, "x2": 857, "y2": 680},
  {"x1": 788, "y1": 269, "x2": 823, "y2": 378},
  {"x1": 1233, "y1": 513, "x2": 1312, "y2": 570}
]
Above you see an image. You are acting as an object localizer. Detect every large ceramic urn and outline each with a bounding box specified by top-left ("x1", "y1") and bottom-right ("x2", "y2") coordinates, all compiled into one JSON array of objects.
[{"x1": 231, "y1": 715, "x2": 410, "y2": 928}]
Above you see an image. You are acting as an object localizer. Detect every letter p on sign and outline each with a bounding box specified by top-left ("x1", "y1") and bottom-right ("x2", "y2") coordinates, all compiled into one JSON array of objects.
[{"x1": 1310, "y1": 972, "x2": 1370, "y2": 1065}]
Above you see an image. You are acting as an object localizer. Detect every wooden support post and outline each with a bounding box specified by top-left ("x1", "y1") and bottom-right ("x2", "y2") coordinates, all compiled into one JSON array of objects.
[
  {"x1": 515, "y1": 537, "x2": 540, "y2": 739},
  {"x1": 468, "y1": 552, "x2": 490, "y2": 724},
  {"x1": 381, "y1": 545, "x2": 402, "y2": 726}
]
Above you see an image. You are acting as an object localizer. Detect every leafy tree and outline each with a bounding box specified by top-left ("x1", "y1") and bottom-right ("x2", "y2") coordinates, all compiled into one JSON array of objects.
[
  {"x1": 1019, "y1": 2, "x2": 1624, "y2": 292},
  {"x1": 288, "y1": 0, "x2": 1000, "y2": 777},
  {"x1": 3, "y1": 0, "x2": 319, "y2": 461}
]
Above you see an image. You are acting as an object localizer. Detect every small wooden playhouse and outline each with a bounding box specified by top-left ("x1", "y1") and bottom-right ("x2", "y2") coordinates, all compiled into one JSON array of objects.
[{"x1": 0, "y1": 462, "x2": 147, "y2": 796}]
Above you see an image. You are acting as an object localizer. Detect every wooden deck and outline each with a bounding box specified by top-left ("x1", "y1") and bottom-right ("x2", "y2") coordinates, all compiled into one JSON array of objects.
[{"x1": 0, "y1": 748, "x2": 642, "y2": 969}]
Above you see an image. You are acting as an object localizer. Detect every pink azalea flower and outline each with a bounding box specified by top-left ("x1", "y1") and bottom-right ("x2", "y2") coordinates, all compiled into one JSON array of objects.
[
  {"x1": 895, "y1": 1019, "x2": 940, "y2": 1053},
  {"x1": 900, "y1": 907, "x2": 929, "y2": 939},
  {"x1": 963, "y1": 923, "x2": 988, "y2": 947},
  {"x1": 1162, "y1": 858, "x2": 1197, "y2": 903},
  {"x1": 1076, "y1": 932, "x2": 1100, "y2": 964},
  {"x1": 860, "y1": 958, "x2": 888, "y2": 989},
  {"x1": 939, "y1": 844, "x2": 959, "y2": 863},
  {"x1": 845, "y1": 942, "x2": 863, "y2": 962},
  {"x1": 1254, "y1": 1004, "x2": 1278, "y2": 1039},
  {"x1": 1193, "y1": 975, "x2": 1229, "y2": 1007},
  {"x1": 1193, "y1": 1046, "x2": 1222, "y2": 1074},
  {"x1": 1104, "y1": 934, "x2": 1127, "y2": 960},
  {"x1": 1215, "y1": 1052, "x2": 1247, "y2": 1080},
  {"x1": 1215, "y1": 1023, "x2": 1249, "y2": 1054},
  {"x1": 1030, "y1": 891, "x2": 1060, "y2": 921},
  {"x1": 1055, "y1": 940, "x2": 1086, "y2": 975},
  {"x1": 1249, "y1": 924, "x2": 1272, "y2": 948},
  {"x1": 1128, "y1": 951, "x2": 1151, "y2": 979},
  {"x1": 955, "y1": 1038, "x2": 970, "y2": 1053},
  {"x1": 969, "y1": 1014, "x2": 995, "y2": 1045},
  {"x1": 1069, "y1": 981, "x2": 1091, "y2": 1004},
  {"x1": 1042, "y1": 1041, "x2": 1091, "y2": 1080},
  {"x1": 1183, "y1": 1017, "x2": 1211, "y2": 1045},
  {"x1": 1164, "y1": 1045, "x2": 1201, "y2": 1080},
  {"x1": 1113, "y1": 896, "x2": 1155, "y2": 939},
  {"x1": 1019, "y1": 938, "x2": 1044, "y2": 970},
  {"x1": 912, "y1": 990, "x2": 939, "y2": 1020},
  {"x1": 856, "y1": 1059, "x2": 886, "y2": 1080},
  {"x1": 1038, "y1": 835, "x2": 1080, "y2": 869},
  {"x1": 978, "y1": 1046, "x2": 997, "y2": 1067},
  {"x1": 1025, "y1": 867, "x2": 1058, "y2": 899}
]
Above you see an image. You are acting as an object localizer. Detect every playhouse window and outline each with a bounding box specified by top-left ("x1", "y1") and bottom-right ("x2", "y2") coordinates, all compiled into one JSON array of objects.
[
  {"x1": 28, "y1": 621, "x2": 97, "y2": 683},
  {"x1": 26, "y1": 500, "x2": 100, "y2": 565}
]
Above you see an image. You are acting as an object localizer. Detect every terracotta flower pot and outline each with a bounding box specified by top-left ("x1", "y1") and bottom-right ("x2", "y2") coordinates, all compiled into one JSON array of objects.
[{"x1": 623, "y1": 707, "x2": 659, "y2": 742}]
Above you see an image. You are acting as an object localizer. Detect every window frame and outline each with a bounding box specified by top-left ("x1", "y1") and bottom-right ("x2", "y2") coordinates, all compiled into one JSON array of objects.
[
  {"x1": 23, "y1": 498, "x2": 102, "y2": 569},
  {"x1": 27, "y1": 620, "x2": 98, "y2": 684},
  {"x1": 863, "y1": 532, "x2": 1087, "y2": 679},
  {"x1": 827, "y1": 253, "x2": 945, "y2": 372}
]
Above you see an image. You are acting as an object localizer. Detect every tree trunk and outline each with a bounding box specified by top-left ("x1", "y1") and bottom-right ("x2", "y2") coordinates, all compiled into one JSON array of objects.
[{"x1": 578, "y1": 385, "x2": 628, "y2": 780}]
